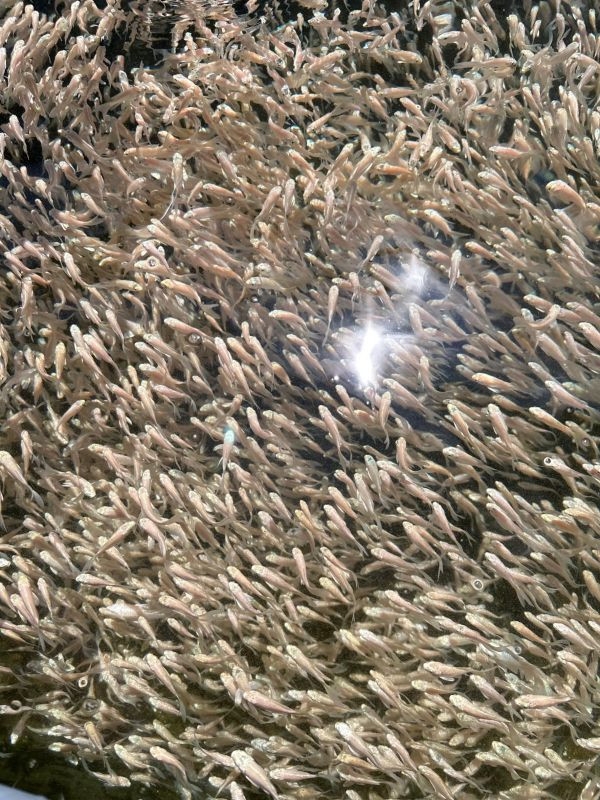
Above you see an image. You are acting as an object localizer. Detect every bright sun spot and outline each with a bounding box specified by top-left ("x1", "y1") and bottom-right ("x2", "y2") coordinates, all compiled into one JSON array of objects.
[{"x1": 354, "y1": 326, "x2": 382, "y2": 389}]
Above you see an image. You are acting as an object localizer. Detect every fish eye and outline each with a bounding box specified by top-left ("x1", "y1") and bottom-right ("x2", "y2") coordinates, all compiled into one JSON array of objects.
[
  {"x1": 544, "y1": 457, "x2": 552, "y2": 465},
  {"x1": 582, "y1": 438, "x2": 590, "y2": 447},
  {"x1": 513, "y1": 644, "x2": 522, "y2": 655},
  {"x1": 472, "y1": 579, "x2": 483, "y2": 590},
  {"x1": 78, "y1": 676, "x2": 88, "y2": 688}
]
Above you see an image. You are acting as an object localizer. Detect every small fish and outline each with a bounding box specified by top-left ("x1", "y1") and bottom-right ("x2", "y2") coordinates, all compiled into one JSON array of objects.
[
  {"x1": 231, "y1": 750, "x2": 279, "y2": 799},
  {"x1": 324, "y1": 284, "x2": 339, "y2": 343},
  {"x1": 218, "y1": 428, "x2": 236, "y2": 486},
  {"x1": 0, "y1": 451, "x2": 42, "y2": 506}
]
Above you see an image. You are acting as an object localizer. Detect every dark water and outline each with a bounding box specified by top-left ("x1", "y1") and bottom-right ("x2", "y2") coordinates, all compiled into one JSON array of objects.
[{"x1": 0, "y1": 737, "x2": 177, "y2": 800}]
